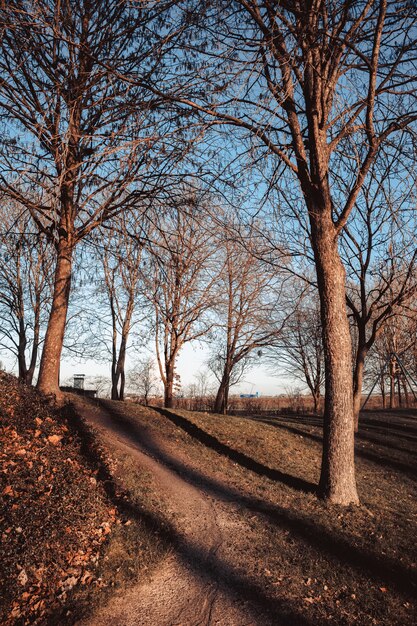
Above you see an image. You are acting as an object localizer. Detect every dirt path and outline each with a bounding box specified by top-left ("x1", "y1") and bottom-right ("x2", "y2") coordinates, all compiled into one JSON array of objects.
[{"x1": 74, "y1": 400, "x2": 280, "y2": 626}]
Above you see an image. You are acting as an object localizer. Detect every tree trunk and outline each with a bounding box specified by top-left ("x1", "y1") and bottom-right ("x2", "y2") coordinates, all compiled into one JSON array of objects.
[
  {"x1": 397, "y1": 374, "x2": 402, "y2": 408},
  {"x1": 37, "y1": 238, "x2": 73, "y2": 397},
  {"x1": 224, "y1": 383, "x2": 230, "y2": 414},
  {"x1": 311, "y1": 212, "x2": 359, "y2": 505},
  {"x1": 111, "y1": 375, "x2": 120, "y2": 400},
  {"x1": 389, "y1": 360, "x2": 395, "y2": 409},
  {"x1": 111, "y1": 336, "x2": 128, "y2": 401},
  {"x1": 214, "y1": 384, "x2": 225, "y2": 414},
  {"x1": 17, "y1": 331, "x2": 28, "y2": 383},
  {"x1": 164, "y1": 363, "x2": 174, "y2": 408},
  {"x1": 26, "y1": 343, "x2": 38, "y2": 387},
  {"x1": 120, "y1": 369, "x2": 125, "y2": 401},
  {"x1": 312, "y1": 390, "x2": 320, "y2": 414},
  {"x1": 403, "y1": 378, "x2": 409, "y2": 407},
  {"x1": 380, "y1": 371, "x2": 386, "y2": 408},
  {"x1": 353, "y1": 347, "x2": 367, "y2": 433},
  {"x1": 214, "y1": 368, "x2": 231, "y2": 414}
]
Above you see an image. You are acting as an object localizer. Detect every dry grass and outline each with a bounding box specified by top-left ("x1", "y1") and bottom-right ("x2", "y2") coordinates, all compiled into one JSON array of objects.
[{"x1": 114, "y1": 401, "x2": 417, "y2": 626}]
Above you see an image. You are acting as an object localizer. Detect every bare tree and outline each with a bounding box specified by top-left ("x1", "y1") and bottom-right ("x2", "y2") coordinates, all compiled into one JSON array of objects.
[
  {"x1": 342, "y1": 167, "x2": 417, "y2": 429},
  {"x1": 98, "y1": 213, "x2": 147, "y2": 401},
  {"x1": 145, "y1": 195, "x2": 216, "y2": 408},
  {"x1": 269, "y1": 286, "x2": 324, "y2": 413},
  {"x1": 0, "y1": 201, "x2": 53, "y2": 384},
  {"x1": 0, "y1": 0, "x2": 186, "y2": 397},
  {"x1": 210, "y1": 226, "x2": 285, "y2": 414},
  {"x1": 366, "y1": 308, "x2": 417, "y2": 409},
  {"x1": 128, "y1": 357, "x2": 160, "y2": 405},
  {"x1": 163, "y1": 1, "x2": 417, "y2": 503}
]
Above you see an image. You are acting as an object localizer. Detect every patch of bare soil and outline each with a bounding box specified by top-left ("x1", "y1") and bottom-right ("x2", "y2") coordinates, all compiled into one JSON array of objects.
[{"x1": 75, "y1": 399, "x2": 417, "y2": 626}]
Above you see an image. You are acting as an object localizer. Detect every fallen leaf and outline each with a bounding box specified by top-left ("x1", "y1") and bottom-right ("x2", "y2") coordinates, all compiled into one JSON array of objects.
[
  {"x1": 47, "y1": 435, "x2": 62, "y2": 445},
  {"x1": 17, "y1": 569, "x2": 28, "y2": 586},
  {"x1": 60, "y1": 576, "x2": 79, "y2": 592},
  {"x1": 81, "y1": 570, "x2": 94, "y2": 585}
]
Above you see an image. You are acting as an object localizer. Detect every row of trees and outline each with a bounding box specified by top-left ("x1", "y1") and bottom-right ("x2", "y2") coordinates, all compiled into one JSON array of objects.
[
  {"x1": 0, "y1": 196, "x2": 287, "y2": 409},
  {"x1": 2, "y1": 194, "x2": 417, "y2": 413},
  {"x1": 2, "y1": 0, "x2": 417, "y2": 506}
]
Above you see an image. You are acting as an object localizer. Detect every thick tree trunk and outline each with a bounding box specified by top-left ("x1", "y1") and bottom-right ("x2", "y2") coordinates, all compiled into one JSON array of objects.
[
  {"x1": 17, "y1": 334, "x2": 28, "y2": 383},
  {"x1": 111, "y1": 375, "x2": 120, "y2": 400},
  {"x1": 17, "y1": 303, "x2": 40, "y2": 386},
  {"x1": 353, "y1": 347, "x2": 367, "y2": 433},
  {"x1": 111, "y1": 369, "x2": 126, "y2": 401},
  {"x1": 381, "y1": 377, "x2": 386, "y2": 408},
  {"x1": 37, "y1": 238, "x2": 73, "y2": 397},
  {"x1": 26, "y1": 344, "x2": 38, "y2": 387},
  {"x1": 26, "y1": 297, "x2": 42, "y2": 387},
  {"x1": 311, "y1": 213, "x2": 359, "y2": 505},
  {"x1": 111, "y1": 338, "x2": 127, "y2": 401}
]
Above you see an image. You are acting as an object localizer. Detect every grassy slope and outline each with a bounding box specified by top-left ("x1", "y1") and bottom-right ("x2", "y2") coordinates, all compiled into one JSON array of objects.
[{"x1": 114, "y1": 401, "x2": 417, "y2": 626}]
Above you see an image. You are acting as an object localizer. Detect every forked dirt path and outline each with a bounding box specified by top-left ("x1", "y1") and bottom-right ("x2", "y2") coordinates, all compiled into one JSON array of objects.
[{"x1": 74, "y1": 399, "x2": 284, "y2": 626}]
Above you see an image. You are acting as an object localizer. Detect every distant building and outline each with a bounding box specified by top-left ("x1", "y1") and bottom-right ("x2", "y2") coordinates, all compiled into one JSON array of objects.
[
  {"x1": 60, "y1": 374, "x2": 97, "y2": 398},
  {"x1": 73, "y1": 374, "x2": 85, "y2": 390}
]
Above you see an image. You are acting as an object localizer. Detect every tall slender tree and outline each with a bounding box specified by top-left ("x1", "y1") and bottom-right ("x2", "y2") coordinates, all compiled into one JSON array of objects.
[
  {"x1": 99, "y1": 213, "x2": 148, "y2": 401},
  {"x1": 269, "y1": 285, "x2": 324, "y2": 414},
  {"x1": 210, "y1": 225, "x2": 285, "y2": 414},
  {"x1": 145, "y1": 194, "x2": 217, "y2": 408},
  {"x1": 342, "y1": 164, "x2": 417, "y2": 429}
]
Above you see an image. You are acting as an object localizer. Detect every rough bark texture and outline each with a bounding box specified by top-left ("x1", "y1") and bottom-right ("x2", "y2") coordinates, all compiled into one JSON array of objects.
[
  {"x1": 37, "y1": 238, "x2": 73, "y2": 397},
  {"x1": 311, "y1": 213, "x2": 359, "y2": 505}
]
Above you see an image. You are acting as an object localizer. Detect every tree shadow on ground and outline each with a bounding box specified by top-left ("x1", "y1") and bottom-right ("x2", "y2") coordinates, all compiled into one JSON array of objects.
[
  {"x1": 152, "y1": 406, "x2": 316, "y2": 494},
  {"x1": 250, "y1": 415, "x2": 417, "y2": 479},
  {"x1": 80, "y1": 400, "x2": 416, "y2": 602},
  {"x1": 64, "y1": 401, "x2": 314, "y2": 626}
]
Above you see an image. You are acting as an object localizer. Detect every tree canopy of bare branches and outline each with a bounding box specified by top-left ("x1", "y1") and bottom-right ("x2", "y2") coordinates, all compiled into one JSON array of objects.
[
  {"x1": 144, "y1": 194, "x2": 217, "y2": 408},
  {"x1": 0, "y1": 0, "x2": 188, "y2": 396}
]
